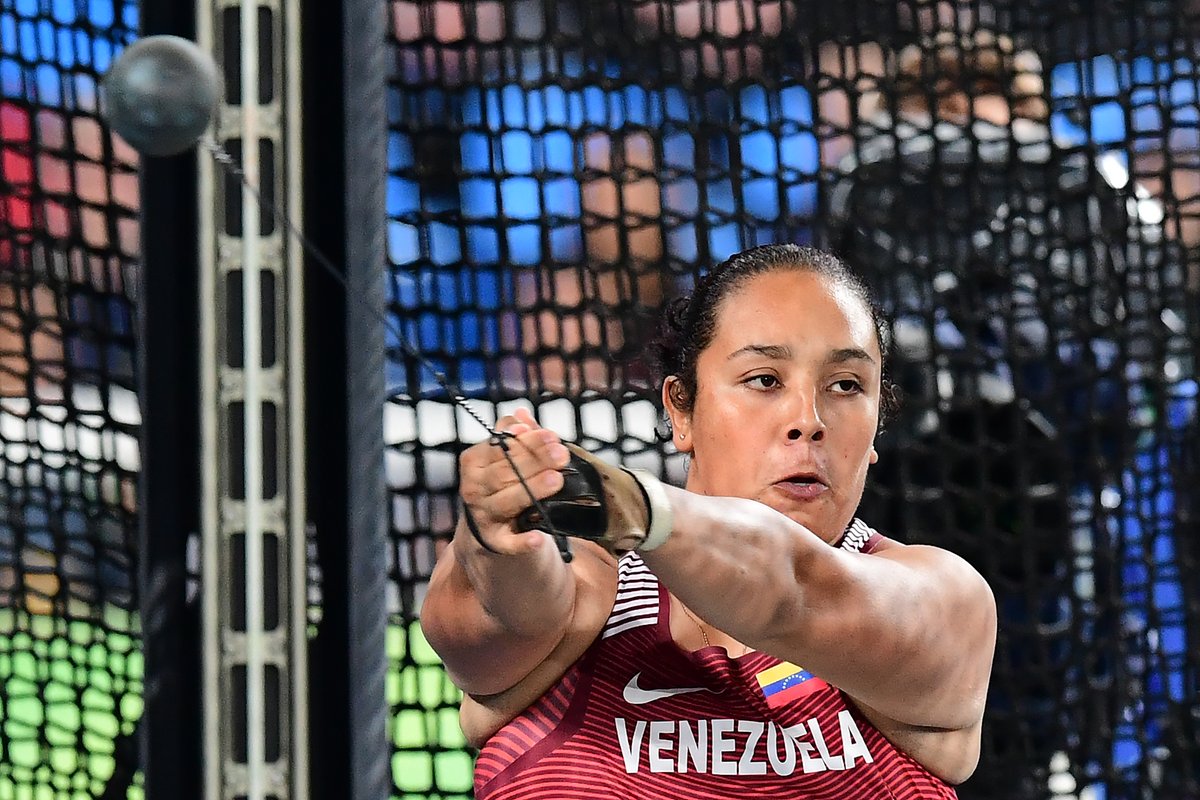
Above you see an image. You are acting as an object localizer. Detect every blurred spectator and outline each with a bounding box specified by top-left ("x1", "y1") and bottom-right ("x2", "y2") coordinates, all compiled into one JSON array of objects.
[
  {"x1": 0, "y1": 41, "x2": 140, "y2": 615},
  {"x1": 623, "y1": 0, "x2": 888, "y2": 194},
  {"x1": 1047, "y1": 30, "x2": 1200, "y2": 292},
  {"x1": 1, "y1": 102, "x2": 139, "y2": 398},
  {"x1": 826, "y1": 28, "x2": 1196, "y2": 797},
  {"x1": 627, "y1": 0, "x2": 794, "y2": 82},
  {"x1": 391, "y1": 0, "x2": 668, "y2": 395},
  {"x1": 388, "y1": 2, "x2": 1200, "y2": 394},
  {"x1": 389, "y1": 1, "x2": 957, "y2": 395}
]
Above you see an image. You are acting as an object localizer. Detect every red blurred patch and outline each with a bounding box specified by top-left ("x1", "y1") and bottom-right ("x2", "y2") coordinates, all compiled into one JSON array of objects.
[{"x1": 0, "y1": 100, "x2": 38, "y2": 265}]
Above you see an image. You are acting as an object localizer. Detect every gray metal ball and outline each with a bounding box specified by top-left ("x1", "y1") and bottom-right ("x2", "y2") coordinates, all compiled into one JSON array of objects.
[{"x1": 102, "y1": 35, "x2": 219, "y2": 157}]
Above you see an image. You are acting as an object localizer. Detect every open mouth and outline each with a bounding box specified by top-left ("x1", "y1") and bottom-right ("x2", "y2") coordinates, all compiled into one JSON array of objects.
[
  {"x1": 780, "y1": 473, "x2": 826, "y2": 488},
  {"x1": 774, "y1": 473, "x2": 829, "y2": 501}
]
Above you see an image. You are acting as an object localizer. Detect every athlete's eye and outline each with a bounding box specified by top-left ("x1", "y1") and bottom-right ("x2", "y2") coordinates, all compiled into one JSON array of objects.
[
  {"x1": 830, "y1": 379, "x2": 863, "y2": 394},
  {"x1": 745, "y1": 374, "x2": 780, "y2": 390}
]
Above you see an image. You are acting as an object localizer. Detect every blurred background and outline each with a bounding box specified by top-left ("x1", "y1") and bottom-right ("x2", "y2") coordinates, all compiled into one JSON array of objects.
[{"x1": 0, "y1": 1, "x2": 1196, "y2": 799}]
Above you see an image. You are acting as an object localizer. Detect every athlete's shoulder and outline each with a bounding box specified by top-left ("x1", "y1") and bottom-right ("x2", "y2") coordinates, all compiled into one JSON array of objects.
[{"x1": 864, "y1": 534, "x2": 902, "y2": 555}]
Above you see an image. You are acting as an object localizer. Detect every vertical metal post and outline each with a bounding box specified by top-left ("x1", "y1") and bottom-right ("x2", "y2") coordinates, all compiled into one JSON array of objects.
[
  {"x1": 137, "y1": 1, "x2": 203, "y2": 795},
  {"x1": 302, "y1": 0, "x2": 389, "y2": 796},
  {"x1": 197, "y1": 0, "x2": 308, "y2": 798}
]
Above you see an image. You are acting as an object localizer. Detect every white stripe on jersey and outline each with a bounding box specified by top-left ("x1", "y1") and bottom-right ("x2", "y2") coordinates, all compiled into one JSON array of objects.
[
  {"x1": 602, "y1": 554, "x2": 659, "y2": 638},
  {"x1": 839, "y1": 518, "x2": 874, "y2": 553}
]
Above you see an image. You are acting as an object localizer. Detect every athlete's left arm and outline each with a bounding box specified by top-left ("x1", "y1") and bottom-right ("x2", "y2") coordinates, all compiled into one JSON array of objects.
[{"x1": 639, "y1": 488, "x2": 997, "y2": 732}]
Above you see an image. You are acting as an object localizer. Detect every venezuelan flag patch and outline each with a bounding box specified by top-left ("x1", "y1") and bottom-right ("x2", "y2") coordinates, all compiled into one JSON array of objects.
[{"x1": 755, "y1": 661, "x2": 827, "y2": 708}]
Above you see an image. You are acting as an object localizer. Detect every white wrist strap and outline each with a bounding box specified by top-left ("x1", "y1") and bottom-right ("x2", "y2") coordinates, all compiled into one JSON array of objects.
[{"x1": 628, "y1": 470, "x2": 674, "y2": 552}]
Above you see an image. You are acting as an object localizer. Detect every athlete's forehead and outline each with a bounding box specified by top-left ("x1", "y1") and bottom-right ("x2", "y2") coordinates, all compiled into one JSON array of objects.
[{"x1": 707, "y1": 270, "x2": 880, "y2": 363}]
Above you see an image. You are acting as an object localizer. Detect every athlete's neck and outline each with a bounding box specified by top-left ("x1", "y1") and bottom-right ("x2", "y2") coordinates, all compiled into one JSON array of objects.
[{"x1": 671, "y1": 595, "x2": 752, "y2": 658}]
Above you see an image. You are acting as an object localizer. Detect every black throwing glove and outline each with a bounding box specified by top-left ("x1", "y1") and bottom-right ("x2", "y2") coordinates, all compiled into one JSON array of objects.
[{"x1": 514, "y1": 443, "x2": 673, "y2": 556}]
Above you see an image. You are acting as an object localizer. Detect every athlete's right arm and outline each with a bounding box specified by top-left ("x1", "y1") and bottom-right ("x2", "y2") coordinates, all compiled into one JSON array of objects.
[{"x1": 419, "y1": 408, "x2": 617, "y2": 697}]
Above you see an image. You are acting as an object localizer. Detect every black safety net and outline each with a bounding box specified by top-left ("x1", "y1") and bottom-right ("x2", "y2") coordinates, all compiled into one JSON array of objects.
[
  {"x1": 0, "y1": 0, "x2": 142, "y2": 797},
  {"x1": 387, "y1": 2, "x2": 1200, "y2": 798}
]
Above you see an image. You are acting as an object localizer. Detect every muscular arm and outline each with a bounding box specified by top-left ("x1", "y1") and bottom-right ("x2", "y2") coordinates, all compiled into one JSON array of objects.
[
  {"x1": 419, "y1": 410, "x2": 617, "y2": 696},
  {"x1": 642, "y1": 488, "x2": 996, "y2": 731},
  {"x1": 421, "y1": 522, "x2": 615, "y2": 696}
]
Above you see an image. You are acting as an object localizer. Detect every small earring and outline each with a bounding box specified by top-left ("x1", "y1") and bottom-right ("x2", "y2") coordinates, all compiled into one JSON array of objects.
[{"x1": 678, "y1": 432, "x2": 686, "y2": 440}]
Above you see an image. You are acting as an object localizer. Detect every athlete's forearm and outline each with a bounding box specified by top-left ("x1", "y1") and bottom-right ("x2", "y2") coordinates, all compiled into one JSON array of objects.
[
  {"x1": 638, "y1": 486, "x2": 994, "y2": 729},
  {"x1": 452, "y1": 515, "x2": 576, "y2": 638},
  {"x1": 420, "y1": 519, "x2": 577, "y2": 695},
  {"x1": 640, "y1": 487, "x2": 839, "y2": 649}
]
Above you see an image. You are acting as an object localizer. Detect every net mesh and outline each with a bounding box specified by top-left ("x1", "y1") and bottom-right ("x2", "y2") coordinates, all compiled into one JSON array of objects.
[
  {"x1": 387, "y1": 2, "x2": 1200, "y2": 798},
  {"x1": 0, "y1": 0, "x2": 142, "y2": 797}
]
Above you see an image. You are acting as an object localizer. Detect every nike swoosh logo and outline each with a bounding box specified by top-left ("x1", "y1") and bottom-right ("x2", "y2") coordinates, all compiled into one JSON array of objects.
[{"x1": 622, "y1": 672, "x2": 710, "y2": 705}]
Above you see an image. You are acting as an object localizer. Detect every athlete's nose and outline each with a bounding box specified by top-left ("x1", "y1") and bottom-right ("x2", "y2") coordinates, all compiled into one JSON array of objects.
[{"x1": 785, "y1": 390, "x2": 826, "y2": 443}]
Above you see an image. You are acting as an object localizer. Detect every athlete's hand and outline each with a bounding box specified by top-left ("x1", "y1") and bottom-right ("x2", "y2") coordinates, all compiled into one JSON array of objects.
[
  {"x1": 457, "y1": 407, "x2": 571, "y2": 556},
  {"x1": 515, "y1": 443, "x2": 659, "y2": 555}
]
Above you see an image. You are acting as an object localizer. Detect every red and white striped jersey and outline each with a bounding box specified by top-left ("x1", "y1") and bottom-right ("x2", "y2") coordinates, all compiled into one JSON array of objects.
[{"x1": 474, "y1": 519, "x2": 958, "y2": 799}]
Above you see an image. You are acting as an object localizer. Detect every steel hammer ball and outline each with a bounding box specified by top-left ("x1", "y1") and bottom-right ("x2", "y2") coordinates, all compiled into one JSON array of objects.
[{"x1": 101, "y1": 35, "x2": 219, "y2": 157}]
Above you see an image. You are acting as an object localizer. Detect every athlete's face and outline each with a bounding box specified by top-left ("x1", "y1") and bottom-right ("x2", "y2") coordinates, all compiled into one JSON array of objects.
[{"x1": 664, "y1": 269, "x2": 881, "y2": 543}]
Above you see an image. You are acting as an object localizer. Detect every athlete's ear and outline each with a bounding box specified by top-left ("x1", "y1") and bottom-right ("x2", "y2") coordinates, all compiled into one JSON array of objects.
[
  {"x1": 869, "y1": 444, "x2": 879, "y2": 465},
  {"x1": 663, "y1": 377, "x2": 693, "y2": 454}
]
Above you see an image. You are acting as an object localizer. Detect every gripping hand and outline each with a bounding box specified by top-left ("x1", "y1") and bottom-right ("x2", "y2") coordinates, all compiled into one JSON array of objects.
[{"x1": 515, "y1": 444, "x2": 672, "y2": 556}]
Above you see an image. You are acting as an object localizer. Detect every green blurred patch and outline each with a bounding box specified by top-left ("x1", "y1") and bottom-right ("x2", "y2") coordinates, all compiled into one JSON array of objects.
[
  {"x1": 2, "y1": 612, "x2": 471, "y2": 800},
  {"x1": 0, "y1": 608, "x2": 144, "y2": 800},
  {"x1": 390, "y1": 620, "x2": 472, "y2": 800}
]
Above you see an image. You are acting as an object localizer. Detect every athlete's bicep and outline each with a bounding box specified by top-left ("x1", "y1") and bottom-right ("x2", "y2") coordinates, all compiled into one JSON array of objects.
[{"x1": 843, "y1": 543, "x2": 996, "y2": 729}]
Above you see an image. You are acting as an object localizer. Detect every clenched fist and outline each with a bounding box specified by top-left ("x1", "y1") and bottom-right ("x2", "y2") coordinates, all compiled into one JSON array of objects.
[
  {"x1": 458, "y1": 408, "x2": 673, "y2": 557},
  {"x1": 457, "y1": 407, "x2": 573, "y2": 556}
]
